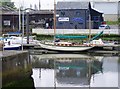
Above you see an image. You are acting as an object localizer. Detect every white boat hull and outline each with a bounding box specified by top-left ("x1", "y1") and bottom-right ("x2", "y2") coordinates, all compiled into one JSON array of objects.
[
  {"x1": 39, "y1": 43, "x2": 93, "y2": 52},
  {"x1": 3, "y1": 44, "x2": 21, "y2": 50}
]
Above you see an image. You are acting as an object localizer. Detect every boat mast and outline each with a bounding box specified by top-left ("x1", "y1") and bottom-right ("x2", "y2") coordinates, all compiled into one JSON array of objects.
[
  {"x1": 22, "y1": 1, "x2": 24, "y2": 51},
  {"x1": 88, "y1": 14, "x2": 91, "y2": 42},
  {"x1": 19, "y1": 1, "x2": 21, "y2": 32},
  {"x1": 88, "y1": 9, "x2": 91, "y2": 42},
  {"x1": 53, "y1": 0, "x2": 56, "y2": 43}
]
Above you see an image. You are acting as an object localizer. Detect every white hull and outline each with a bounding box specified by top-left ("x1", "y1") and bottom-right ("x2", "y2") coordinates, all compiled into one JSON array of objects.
[
  {"x1": 3, "y1": 36, "x2": 39, "y2": 45},
  {"x1": 3, "y1": 44, "x2": 21, "y2": 50},
  {"x1": 39, "y1": 43, "x2": 93, "y2": 52}
]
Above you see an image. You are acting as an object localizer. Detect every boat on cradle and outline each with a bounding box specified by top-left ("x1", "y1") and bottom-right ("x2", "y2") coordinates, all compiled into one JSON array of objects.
[
  {"x1": 38, "y1": 0, "x2": 94, "y2": 52},
  {"x1": 39, "y1": 30, "x2": 106, "y2": 52},
  {"x1": 39, "y1": 35, "x2": 94, "y2": 52},
  {"x1": 39, "y1": 42, "x2": 93, "y2": 52},
  {"x1": 39, "y1": 0, "x2": 103, "y2": 52}
]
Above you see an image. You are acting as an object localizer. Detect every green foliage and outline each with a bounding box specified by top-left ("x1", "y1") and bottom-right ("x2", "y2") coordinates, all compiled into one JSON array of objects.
[
  {"x1": 106, "y1": 21, "x2": 118, "y2": 25},
  {"x1": 0, "y1": 0, "x2": 16, "y2": 9},
  {"x1": 36, "y1": 34, "x2": 120, "y2": 41},
  {"x1": 36, "y1": 34, "x2": 53, "y2": 40},
  {"x1": 0, "y1": 0, "x2": 11, "y2": 2}
]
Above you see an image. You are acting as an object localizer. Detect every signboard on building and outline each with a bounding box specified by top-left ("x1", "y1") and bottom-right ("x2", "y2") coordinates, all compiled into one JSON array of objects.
[
  {"x1": 72, "y1": 17, "x2": 83, "y2": 23},
  {"x1": 4, "y1": 20, "x2": 10, "y2": 26},
  {"x1": 58, "y1": 17, "x2": 69, "y2": 22},
  {"x1": 56, "y1": 14, "x2": 59, "y2": 17}
]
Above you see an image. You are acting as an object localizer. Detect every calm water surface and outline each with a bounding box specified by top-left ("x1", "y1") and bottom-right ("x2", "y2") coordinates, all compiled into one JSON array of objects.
[{"x1": 31, "y1": 53, "x2": 119, "y2": 88}]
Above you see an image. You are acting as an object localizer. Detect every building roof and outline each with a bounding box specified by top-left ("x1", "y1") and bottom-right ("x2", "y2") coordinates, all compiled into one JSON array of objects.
[
  {"x1": 56, "y1": 2, "x2": 89, "y2": 10},
  {"x1": 0, "y1": 5, "x2": 18, "y2": 15},
  {"x1": 29, "y1": 10, "x2": 53, "y2": 15},
  {"x1": 1, "y1": 10, "x2": 53, "y2": 15},
  {"x1": 0, "y1": 5, "x2": 53, "y2": 15},
  {"x1": 0, "y1": 5, "x2": 15, "y2": 11}
]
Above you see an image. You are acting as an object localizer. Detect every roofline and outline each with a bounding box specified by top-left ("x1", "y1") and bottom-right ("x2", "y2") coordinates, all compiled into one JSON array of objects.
[
  {"x1": 1, "y1": 10, "x2": 54, "y2": 15},
  {"x1": 56, "y1": 9, "x2": 88, "y2": 10},
  {"x1": 93, "y1": 1, "x2": 119, "y2": 3}
]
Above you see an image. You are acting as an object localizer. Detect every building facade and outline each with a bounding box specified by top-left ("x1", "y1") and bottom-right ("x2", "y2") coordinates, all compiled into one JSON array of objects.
[
  {"x1": 56, "y1": 2, "x2": 103, "y2": 29},
  {"x1": 56, "y1": 9, "x2": 89, "y2": 29},
  {"x1": 1, "y1": 6, "x2": 53, "y2": 33}
]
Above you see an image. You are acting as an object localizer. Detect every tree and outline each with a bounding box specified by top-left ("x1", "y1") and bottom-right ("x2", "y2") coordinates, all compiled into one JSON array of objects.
[{"x1": 0, "y1": 0, "x2": 16, "y2": 9}]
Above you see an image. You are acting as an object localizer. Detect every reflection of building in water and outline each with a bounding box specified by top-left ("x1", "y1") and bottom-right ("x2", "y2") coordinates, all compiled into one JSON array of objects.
[
  {"x1": 32, "y1": 54, "x2": 94, "y2": 68},
  {"x1": 55, "y1": 59, "x2": 103, "y2": 85},
  {"x1": 32, "y1": 54, "x2": 103, "y2": 86}
]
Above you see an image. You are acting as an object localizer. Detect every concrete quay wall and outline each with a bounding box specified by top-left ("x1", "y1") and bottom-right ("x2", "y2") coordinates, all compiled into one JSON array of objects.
[{"x1": 0, "y1": 50, "x2": 32, "y2": 88}]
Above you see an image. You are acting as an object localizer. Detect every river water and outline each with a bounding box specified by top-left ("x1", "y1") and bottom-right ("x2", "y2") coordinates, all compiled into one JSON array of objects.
[
  {"x1": 31, "y1": 53, "x2": 119, "y2": 88},
  {"x1": 2, "y1": 52, "x2": 119, "y2": 88}
]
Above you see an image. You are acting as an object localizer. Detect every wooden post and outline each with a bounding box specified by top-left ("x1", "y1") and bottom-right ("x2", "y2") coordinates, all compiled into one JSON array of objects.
[
  {"x1": 22, "y1": 7, "x2": 24, "y2": 51},
  {"x1": 26, "y1": 12, "x2": 29, "y2": 44},
  {"x1": 89, "y1": 14, "x2": 91, "y2": 42},
  {"x1": 53, "y1": 0, "x2": 56, "y2": 43},
  {"x1": 19, "y1": 5, "x2": 21, "y2": 32}
]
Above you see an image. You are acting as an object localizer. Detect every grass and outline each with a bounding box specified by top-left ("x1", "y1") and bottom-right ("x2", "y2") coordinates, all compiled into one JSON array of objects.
[
  {"x1": 35, "y1": 34, "x2": 120, "y2": 41},
  {"x1": 36, "y1": 34, "x2": 53, "y2": 41},
  {"x1": 106, "y1": 21, "x2": 118, "y2": 25}
]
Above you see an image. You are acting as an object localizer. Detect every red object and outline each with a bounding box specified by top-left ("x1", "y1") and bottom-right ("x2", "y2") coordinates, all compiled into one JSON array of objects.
[{"x1": 101, "y1": 21, "x2": 106, "y2": 24}]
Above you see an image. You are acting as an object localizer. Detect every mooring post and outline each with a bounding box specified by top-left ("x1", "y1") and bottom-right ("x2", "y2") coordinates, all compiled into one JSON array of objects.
[{"x1": 26, "y1": 11, "x2": 29, "y2": 44}]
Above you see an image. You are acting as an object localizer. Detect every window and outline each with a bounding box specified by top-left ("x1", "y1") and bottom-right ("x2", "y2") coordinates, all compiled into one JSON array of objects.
[
  {"x1": 78, "y1": 22, "x2": 83, "y2": 24},
  {"x1": 61, "y1": 12, "x2": 65, "y2": 16},
  {"x1": 76, "y1": 12, "x2": 80, "y2": 16},
  {"x1": 4, "y1": 20, "x2": 10, "y2": 26},
  {"x1": 93, "y1": 16, "x2": 99, "y2": 21},
  {"x1": 59, "y1": 22, "x2": 63, "y2": 25}
]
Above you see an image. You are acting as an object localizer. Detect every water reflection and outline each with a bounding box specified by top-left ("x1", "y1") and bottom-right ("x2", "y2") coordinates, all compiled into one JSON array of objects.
[
  {"x1": 31, "y1": 54, "x2": 118, "y2": 87},
  {"x1": 2, "y1": 53, "x2": 34, "y2": 87},
  {"x1": 55, "y1": 59, "x2": 102, "y2": 86}
]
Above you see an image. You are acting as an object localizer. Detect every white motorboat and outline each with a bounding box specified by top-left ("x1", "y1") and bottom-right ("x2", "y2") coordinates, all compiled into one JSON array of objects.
[{"x1": 3, "y1": 42, "x2": 21, "y2": 50}]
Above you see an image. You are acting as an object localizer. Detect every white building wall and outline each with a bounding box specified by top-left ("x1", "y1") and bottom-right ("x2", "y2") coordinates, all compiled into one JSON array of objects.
[
  {"x1": 92, "y1": 2, "x2": 118, "y2": 21},
  {"x1": 32, "y1": 28, "x2": 119, "y2": 35},
  {"x1": 118, "y1": 1, "x2": 120, "y2": 18}
]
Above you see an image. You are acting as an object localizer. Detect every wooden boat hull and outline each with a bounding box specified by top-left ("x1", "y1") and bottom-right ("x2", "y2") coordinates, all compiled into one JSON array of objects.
[{"x1": 39, "y1": 43, "x2": 93, "y2": 52}]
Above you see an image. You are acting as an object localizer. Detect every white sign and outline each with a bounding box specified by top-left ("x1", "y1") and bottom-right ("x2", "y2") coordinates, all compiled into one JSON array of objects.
[
  {"x1": 4, "y1": 20, "x2": 10, "y2": 26},
  {"x1": 58, "y1": 17, "x2": 69, "y2": 22},
  {"x1": 56, "y1": 14, "x2": 59, "y2": 17}
]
